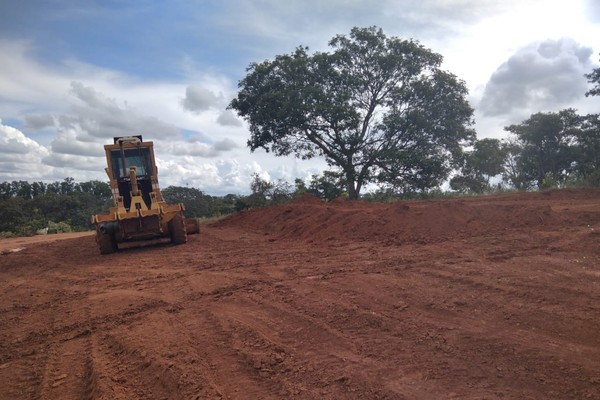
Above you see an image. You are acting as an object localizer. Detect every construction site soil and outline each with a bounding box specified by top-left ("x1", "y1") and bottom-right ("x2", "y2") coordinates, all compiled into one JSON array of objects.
[{"x1": 1, "y1": 189, "x2": 599, "y2": 399}]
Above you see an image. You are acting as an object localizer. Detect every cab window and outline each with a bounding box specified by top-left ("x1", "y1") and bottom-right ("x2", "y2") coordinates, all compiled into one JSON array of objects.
[{"x1": 110, "y1": 148, "x2": 153, "y2": 178}]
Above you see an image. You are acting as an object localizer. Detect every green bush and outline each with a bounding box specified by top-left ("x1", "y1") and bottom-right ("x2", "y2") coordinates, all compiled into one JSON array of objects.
[{"x1": 47, "y1": 221, "x2": 72, "y2": 234}]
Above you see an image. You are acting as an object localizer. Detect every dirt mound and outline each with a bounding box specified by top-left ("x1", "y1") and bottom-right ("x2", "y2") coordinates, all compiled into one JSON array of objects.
[
  {"x1": 292, "y1": 193, "x2": 324, "y2": 205},
  {"x1": 214, "y1": 189, "x2": 600, "y2": 245}
]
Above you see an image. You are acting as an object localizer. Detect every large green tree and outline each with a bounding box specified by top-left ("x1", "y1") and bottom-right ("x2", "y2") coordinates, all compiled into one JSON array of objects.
[{"x1": 229, "y1": 26, "x2": 475, "y2": 199}]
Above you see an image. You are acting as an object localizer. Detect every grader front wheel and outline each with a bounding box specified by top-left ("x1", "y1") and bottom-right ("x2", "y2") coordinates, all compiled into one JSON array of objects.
[{"x1": 169, "y1": 213, "x2": 187, "y2": 245}]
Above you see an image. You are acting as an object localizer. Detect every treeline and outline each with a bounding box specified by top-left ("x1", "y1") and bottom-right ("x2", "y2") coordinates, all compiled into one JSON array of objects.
[
  {"x1": 450, "y1": 109, "x2": 600, "y2": 193},
  {"x1": 0, "y1": 178, "x2": 112, "y2": 236},
  {"x1": 0, "y1": 173, "x2": 349, "y2": 236},
  {"x1": 0, "y1": 179, "x2": 243, "y2": 237}
]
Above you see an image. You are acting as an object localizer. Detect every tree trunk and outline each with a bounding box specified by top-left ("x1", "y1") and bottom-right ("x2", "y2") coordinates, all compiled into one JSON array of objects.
[
  {"x1": 346, "y1": 181, "x2": 358, "y2": 200},
  {"x1": 344, "y1": 166, "x2": 360, "y2": 200}
]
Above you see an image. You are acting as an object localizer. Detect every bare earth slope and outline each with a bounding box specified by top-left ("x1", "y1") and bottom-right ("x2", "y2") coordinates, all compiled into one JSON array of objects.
[{"x1": 1, "y1": 189, "x2": 599, "y2": 399}]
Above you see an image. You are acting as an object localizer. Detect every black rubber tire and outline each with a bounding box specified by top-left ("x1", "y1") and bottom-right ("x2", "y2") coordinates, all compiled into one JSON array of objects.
[
  {"x1": 169, "y1": 212, "x2": 187, "y2": 245},
  {"x1": 97, "y1": 231, "x2": 118, "y2": 254}
]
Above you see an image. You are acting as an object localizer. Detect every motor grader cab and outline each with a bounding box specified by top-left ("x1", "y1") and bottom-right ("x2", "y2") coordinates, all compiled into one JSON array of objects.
[{"x1": 91, "y1": 135, "x2": 199, "y2": 254}]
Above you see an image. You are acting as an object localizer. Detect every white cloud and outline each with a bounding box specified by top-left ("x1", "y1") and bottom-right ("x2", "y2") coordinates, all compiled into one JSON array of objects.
[
  {"x1": 42, "y1": 152, "x2": 106, "y2": 175},
  {"x1": 0, "y1": 40, "x2": 66, "y2": 109},
  {"x1": 181, "y1": 85, "x2": 223, "y2": 113},
  {"x1": 49, "y1": 129, "x2": 104, "y2": 157},
  {"x1": 0, "y1": 120, "x2": 47, "y2": 157},
  {"x1": 217, "y1": 110, "x2": 242, "y2": 127},
  {"x1": 154, "y1": 157, "x2": 248, "y2": 194},
  {"x1": 0, "y1": 52, "x2": 256, "y2": 192},
  {"x1": 479, "y1": 38, "x2": 595, "y2": 119},
  {"x1": 68, "y1": 81, "x2": 181, "y2": 140},
  {"x1": 0, "y1": 120, "x2": 51, "y2": 179},
  {"x1": 23, "y1": 114, "x2": 55, "y2": 130},
  {"x1": 213, "y1": 138, "x2": 238, "y2": 151}
]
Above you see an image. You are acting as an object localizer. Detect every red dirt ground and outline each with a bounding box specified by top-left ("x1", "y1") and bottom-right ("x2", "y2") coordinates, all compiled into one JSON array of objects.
[{"x1": 1, "y1": 189, "x2": 599, "y2": 399}]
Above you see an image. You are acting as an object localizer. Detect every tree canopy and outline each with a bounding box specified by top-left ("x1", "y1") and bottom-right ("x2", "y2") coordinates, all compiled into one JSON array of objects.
[
  {"x1": 585, "y1": 53, "x2": 600, "y2": 97},
  {"x1": 229, "y1": 26, "x2": 475, "y2": 199},
  {"x1": 504, "y1": 109, "x2": 581, "y2": 188},
  {"x1": 450, "y1": 138, "x2": 506, "y2": 193},
  {"x1": 0, "y1": 178, "x2": 112, "y2": 235}
]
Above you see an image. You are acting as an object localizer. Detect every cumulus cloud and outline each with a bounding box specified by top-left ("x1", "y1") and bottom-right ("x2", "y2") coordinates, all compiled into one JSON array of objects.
[
  {"x1": 49, "y1": 129, "x2": 104, "y2": 157},
  {"x1": 68, "y1": 81, "x2": 180, "y2": 140},
  {"x1": 215, "y1": 159, "x2": 267, "y2": 191},
  {"x1": 24, "y1": 114, "x2": 55, "y2": 130},
  {"x1": 153, "y1": 157, "x2": 246, "y2": 194},
  {"x1": 220, "y1": 0, "x2": 511, "y2": 47},
  {"x1": 173, "y1": 142, "x2": 219, "y2": 157},
  {"x1": 0, "y1": 120, "x2": 51, "y2": 180},
  {"x1": 42, "y1": 152, "x2": 106, "y2": 174},
  {"x1": 479, "y1": 38, "x2": 594, "y2": 118},
  {"x1": 154, "y1": 136, "x2": 237, "y2": 158},
  {"x1": 213, "y1": 138, "x2": 238, "y2": 151},
  {"x1": 0, "y1": 120, "x2": 48, "y2": 158},
  {"x1": 217, "y1": 109, "x2": 242, "y2": 127},
  {"x1": 6, "y1": 0, "x2": 595, "y2": 195},
  {"x1": 181, "y1": 85, "x2": 223, "y2": 113},
  {"x1": 0, "y1": 27, "x2": 319, "y2": 194}
]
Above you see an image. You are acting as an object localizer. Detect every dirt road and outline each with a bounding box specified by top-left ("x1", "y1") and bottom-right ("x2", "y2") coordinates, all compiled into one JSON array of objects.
[{"x1": 1, "y1": 189, "x2": 599, "y2": 399}]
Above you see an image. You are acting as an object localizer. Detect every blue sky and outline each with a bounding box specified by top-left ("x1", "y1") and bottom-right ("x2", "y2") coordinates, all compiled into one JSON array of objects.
[{"x1": 1, "y1": 0, "x2": 599, "y2": 194}]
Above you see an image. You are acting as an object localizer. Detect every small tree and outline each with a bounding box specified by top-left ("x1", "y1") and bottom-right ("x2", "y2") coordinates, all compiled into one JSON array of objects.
[
  {"x1": 246, "y1": 173, "x2": 273, "y2": 208},
  {"x1": 245, "y1": 174, "x2": 293, "y2": 207},
  {"x1": 450, "y1": 138, "x2": 506, "y2": 193},
  {"x1": 230, "y1": 26, "x2": 475, "y2": 199},
  {"x1": 307, "y1": 171, "x2": 346, "y2": 201},
  {"x1": 501, "y1": 138, "x2": 534, "y2": 191}
]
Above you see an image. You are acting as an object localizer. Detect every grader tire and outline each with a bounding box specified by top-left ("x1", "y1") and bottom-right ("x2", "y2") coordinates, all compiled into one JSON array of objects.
[
  {"x1": 97, "y1": 231, "x2": 118, "y2": 254},
  {"x1": 169, "y1": 213, "x2": 187, "y2": 245}
]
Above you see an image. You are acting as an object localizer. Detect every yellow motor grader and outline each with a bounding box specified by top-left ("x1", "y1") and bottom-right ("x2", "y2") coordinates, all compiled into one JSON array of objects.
[{"x1": 91, "y1": 136, "x2": 199, "y2": 254}]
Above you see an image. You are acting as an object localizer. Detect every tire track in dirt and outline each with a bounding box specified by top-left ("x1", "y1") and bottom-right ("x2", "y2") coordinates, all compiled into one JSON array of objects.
[
  {"x1": 210, "y1": 235, "x2": 599, "y2": 399},
  {"x1": 0, "y1": 337, "x2": 47, "y2": 399},
  {"x1": 37, "y1": 314, "x2": 92, "y2": 399},
  {"x1": 89, "y1": 331, "x2": 185, "y2": 399},
  {"x1": 185, "y1": 240, "x2": 413, "y2": 399},
  {"x1": 2, "y1": 298, "x2": 171, "y2": 368},
  {"x1": 180, "y1": 308, "x2": 279, "y2": 398},
  {"x1": 160, "y1": 233, "x2": 393, "y2": 398},
  {"x1": 360, "y1": 251, "x2": 600, "y2": 398}
]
